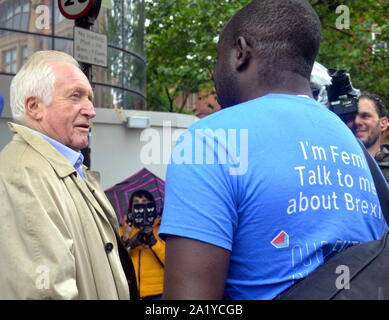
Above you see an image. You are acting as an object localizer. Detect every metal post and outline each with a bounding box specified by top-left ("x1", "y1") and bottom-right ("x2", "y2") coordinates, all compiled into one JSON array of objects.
[{"x1": 74, "y1": 0, "x2": 102, "y2": 169}]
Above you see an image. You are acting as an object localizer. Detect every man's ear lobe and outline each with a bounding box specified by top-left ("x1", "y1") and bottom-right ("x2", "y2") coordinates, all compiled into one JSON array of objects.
[
  {"x1": 25, "y1": 96, "x2": 43, "y2": 120},
  {"x1": 235, "y1": 36, "x2": 251, "y2": 71},
  {"x1": 380, "y1": 117, "x2": 388, "y2": 132}
]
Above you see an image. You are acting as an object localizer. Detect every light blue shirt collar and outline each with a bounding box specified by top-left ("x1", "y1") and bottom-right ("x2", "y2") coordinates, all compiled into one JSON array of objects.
[{"x1": 33, "y1": 130, "x2": 85, "y2": 181}]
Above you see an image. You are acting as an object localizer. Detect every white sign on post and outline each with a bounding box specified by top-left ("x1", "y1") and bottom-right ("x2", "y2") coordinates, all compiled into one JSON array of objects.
[
  {"x1": 58, "y1": 0, "x2": 94, "y2": 19},
  {"x1": 74, "y1": 26, "x2": 107, "y2": 67}
]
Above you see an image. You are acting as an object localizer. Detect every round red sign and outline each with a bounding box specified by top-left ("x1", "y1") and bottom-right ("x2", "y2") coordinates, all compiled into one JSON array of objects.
[{"x1": 58, "y1": 0, "x2": 94, "y2": 20}]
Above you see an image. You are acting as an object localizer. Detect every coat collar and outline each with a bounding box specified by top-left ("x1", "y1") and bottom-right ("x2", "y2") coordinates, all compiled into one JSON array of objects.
[
  {"x1": 9, "y1": 122, "x2": 120, "y2": 230},
  {"x1": 8, "y1": 122, "x2": 78, "y2": 179}
]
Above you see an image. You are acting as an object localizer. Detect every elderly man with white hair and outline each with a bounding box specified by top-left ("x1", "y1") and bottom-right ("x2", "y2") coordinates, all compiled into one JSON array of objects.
[{"x1": 0, "y1": 50, "x2": 137, "y2": 300}]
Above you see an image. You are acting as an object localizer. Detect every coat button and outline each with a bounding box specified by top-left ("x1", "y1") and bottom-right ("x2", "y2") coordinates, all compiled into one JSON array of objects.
[{"x1": 105, "y1": 242, "x2": 114, "y2": 253}]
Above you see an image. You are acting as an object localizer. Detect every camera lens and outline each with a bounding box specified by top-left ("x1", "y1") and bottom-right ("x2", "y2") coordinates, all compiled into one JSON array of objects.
[{"x1": 329, "y1": 69, "x2": 353, "y2": 96}]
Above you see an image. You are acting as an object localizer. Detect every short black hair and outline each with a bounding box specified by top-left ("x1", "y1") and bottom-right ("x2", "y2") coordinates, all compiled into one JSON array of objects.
[
  {"x1": 220, "y1": 0, "x2": 321, "y2": 83},
  {"x1": 129, "y1": 189, "x2": 155, "y2": 212},
  {"x1": 360, "y1": 91, "x2": 388, "y2": 118}
]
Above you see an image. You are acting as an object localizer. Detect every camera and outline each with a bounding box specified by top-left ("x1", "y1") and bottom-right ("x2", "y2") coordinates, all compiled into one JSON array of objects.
[
  {"x1": 310, "y1": 62, "x2": 360, "y2": 123},
  {"x1": 326, "y1": 69, "x2": 360, "y2": 123},
  {"x1": 127, "y1": 203, "x2": 157, "y2": 228}
]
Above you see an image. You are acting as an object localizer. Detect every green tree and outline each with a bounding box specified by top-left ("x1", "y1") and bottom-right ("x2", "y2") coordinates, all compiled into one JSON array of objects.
[
  {"x1": 145, "y1": 0, "x2": 250, "y2": 112},
  {"x1": 146, "y1": 0, "x2": 388, "y2": 113},
  {"x1": 313, "y1": 0, "x2": 388, "y2": 113}
]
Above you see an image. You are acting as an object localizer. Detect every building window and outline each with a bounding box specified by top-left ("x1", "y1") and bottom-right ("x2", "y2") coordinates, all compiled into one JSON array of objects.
[
  {"x1": 0, "y1": 0, "x2": 30, "y2": 31},
  {"x1": 0, "y1": 0, "x2": 146, "y2": 110},
  {"x1": 3, "y1": 48, "x2": 17, "y2": 73},
  {"x1": 21, "y1": 46, "x2": 29, "y2": 66}
]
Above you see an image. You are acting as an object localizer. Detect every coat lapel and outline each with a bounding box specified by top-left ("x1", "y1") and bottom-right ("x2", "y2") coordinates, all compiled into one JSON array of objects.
[
  {"x1": 83, "y1": 170, "x2": 120, "y2": 229},
  {"x1": 9, "y1": 122, "x2": 115, "y2": 228}
]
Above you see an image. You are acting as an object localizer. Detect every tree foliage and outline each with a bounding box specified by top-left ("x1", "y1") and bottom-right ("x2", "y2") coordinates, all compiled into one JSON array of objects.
[
  {"x1": 313, "y1": 0, "x2": 389, "y2": 112},
  {"x1": 145, "y1": 0, "x2": 250, "y2": 112},
  {"x1": 145, "y1": 0, "x2": 388, "y2": 113}
]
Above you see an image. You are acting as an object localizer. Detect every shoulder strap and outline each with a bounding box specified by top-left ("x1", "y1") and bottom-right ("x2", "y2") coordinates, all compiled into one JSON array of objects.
[{"x1": 358, "y1": 140, "x2": 389, "y2": 224}]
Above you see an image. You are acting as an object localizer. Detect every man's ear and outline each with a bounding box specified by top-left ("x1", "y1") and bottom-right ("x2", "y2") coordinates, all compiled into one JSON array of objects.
[
  {"x1": 25, "y1": 96, "x2": 44, "y2": 120},
  {"x1": 234, "y1": 36, "x2": 252, "y2": 72},
  {"x1": 379, "y1": 117, "x2": 388, "y2": 133}
]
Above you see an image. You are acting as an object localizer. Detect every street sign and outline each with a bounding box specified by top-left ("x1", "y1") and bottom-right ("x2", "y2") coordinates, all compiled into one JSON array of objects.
[
  {"x1": 58, "y1": 0, "x2": 94, "y2": 20},
  {"x1": 74, "y1": 26, "x2": 107, "y2": 67}
]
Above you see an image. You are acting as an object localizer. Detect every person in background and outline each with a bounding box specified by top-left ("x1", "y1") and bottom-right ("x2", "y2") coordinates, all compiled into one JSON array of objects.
[
  {"x1": 0, "y1": 50, "x2": 137, "y2": 299},
  {"x1": 121, "y1": 190, "x2": 165, "y2": 300},
  {"x1": 347, "y1": 91, "x2": 389, "y2": 182}
]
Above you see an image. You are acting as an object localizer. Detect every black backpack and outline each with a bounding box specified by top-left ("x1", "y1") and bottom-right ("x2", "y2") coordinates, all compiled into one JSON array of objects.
[{"x1": 278, "y1": 141, "x2": 389, "y2": 300}]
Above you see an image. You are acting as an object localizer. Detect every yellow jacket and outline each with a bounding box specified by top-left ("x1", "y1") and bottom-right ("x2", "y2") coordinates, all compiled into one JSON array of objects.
[
  {"x1": 121, "y1": 219, "x2": 165, "y2": 298},
  {"x1": 0, "y1": 123, "x2": 130, "y2": 299}
]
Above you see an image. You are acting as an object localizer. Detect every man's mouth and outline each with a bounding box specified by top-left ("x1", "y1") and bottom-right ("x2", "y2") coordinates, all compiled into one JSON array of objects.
[
  {"x1": 355, "y1": 129, "x2": 367, "y2": 137},
  {"x1": 75, "y1": 124, "x2": 90, "y2": 131}
]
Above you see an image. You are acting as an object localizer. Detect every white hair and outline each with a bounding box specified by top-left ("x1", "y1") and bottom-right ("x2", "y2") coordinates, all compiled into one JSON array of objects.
[{"x1": 10, "y1": 50, "x2": 80, "y2": 122}]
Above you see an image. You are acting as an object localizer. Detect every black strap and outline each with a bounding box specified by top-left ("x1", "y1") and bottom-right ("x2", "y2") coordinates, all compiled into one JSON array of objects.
[{"x1": 358, "y1": 140, "x2": 389, "y2": 224}]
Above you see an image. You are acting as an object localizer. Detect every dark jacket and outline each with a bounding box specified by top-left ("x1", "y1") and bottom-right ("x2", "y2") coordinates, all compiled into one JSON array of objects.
[{"x1": 375, "y1": 144, "x2": 389, "y2": 183}]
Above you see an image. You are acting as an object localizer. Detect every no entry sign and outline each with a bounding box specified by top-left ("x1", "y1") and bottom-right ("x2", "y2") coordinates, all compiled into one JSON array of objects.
[{"x1": 58, "y1": 0, "x2": 94, "y2": 20}]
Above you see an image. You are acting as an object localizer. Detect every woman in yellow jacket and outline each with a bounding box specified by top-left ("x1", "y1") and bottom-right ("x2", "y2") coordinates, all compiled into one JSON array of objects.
[{"x1": 121, "y1": 190, "x2": 165, "y2": 300}]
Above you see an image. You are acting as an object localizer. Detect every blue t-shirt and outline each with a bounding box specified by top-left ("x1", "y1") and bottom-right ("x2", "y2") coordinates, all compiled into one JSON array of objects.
[{"x1": 159, "y1": 94, "x2": 388, "y2": 300}]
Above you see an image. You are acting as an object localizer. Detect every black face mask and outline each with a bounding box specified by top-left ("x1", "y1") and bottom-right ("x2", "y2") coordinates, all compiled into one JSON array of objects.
[{"x1": 129, "y1": 203, "x2": 157, "y2": 228}]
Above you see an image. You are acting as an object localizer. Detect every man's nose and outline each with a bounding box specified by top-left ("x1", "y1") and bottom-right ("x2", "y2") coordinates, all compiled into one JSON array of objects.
[
  {"x1": 353, "y1": 114, "x2": 363, "y2": 127},
  {"x1": 347, "y1": 114, "x2": 361, "y2": 129},
  {"x1": 81, "y1": 99, "x2": 96, "y2": 119}
]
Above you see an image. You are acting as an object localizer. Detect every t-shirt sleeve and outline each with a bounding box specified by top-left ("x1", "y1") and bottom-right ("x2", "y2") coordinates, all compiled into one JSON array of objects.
[{"x1": 159, "y1": 130, "x2": 239, "y2": 251}]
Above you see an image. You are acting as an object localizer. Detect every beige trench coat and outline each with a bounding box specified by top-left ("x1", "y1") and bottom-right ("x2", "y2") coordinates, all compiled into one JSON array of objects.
[{"x1": 0, "y1": 123, "x2": 130, "y2": 299}]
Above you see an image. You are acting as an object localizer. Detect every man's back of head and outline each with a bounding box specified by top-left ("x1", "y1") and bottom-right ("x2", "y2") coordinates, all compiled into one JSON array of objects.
[
  {"x1": 222, "y1": 0, "x2": 321, "y2": 80},
  {"x1": 214, "y1": 0, "x2": 321, "y2": 108}
]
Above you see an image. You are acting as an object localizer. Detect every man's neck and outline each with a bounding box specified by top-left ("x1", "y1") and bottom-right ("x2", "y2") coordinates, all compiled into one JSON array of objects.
[
  {"x1": 367, "y1": 141, "x2": 381, "y2": 157},
  {"x1": 252, "y1": 73, "x2": 313, "y2": 100},
  {"x1": 240, "y1": 82, "x2": 313, "y2": 104}
]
